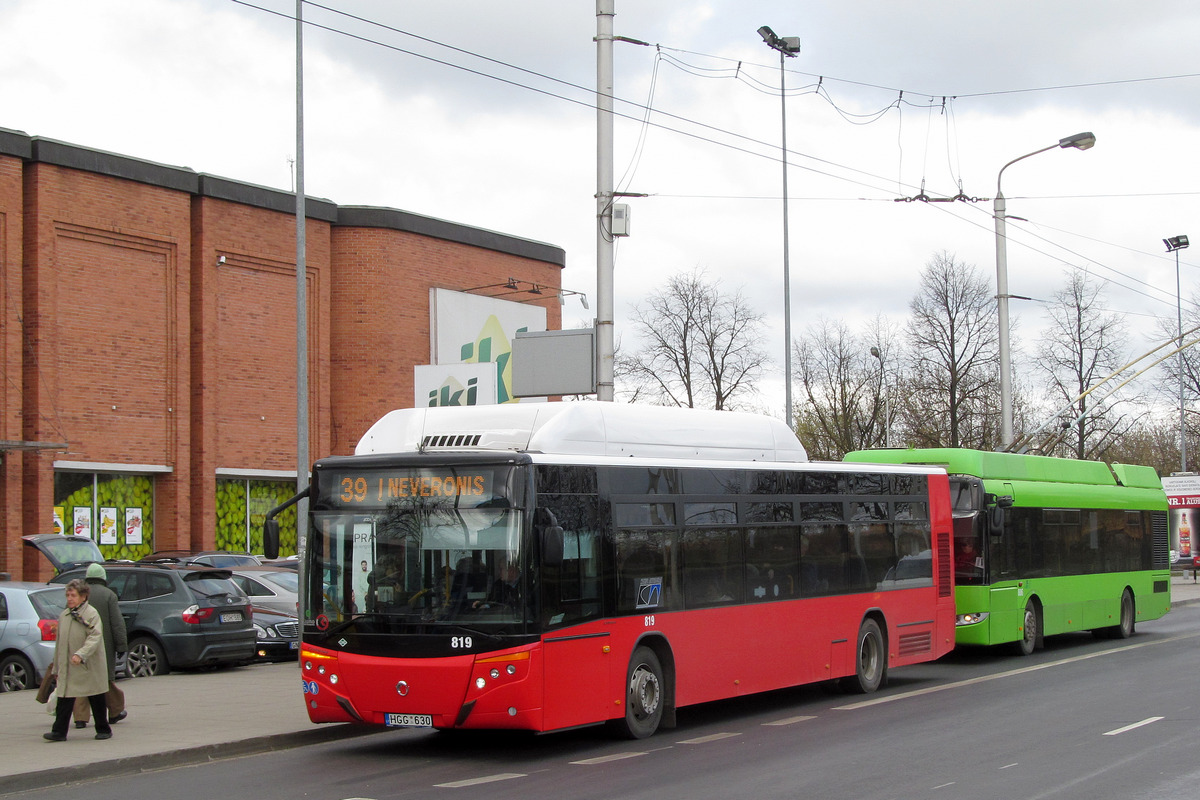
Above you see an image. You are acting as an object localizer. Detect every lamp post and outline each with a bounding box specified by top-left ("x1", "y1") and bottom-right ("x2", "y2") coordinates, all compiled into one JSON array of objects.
[
  {"x1": 758, "y1": 25, "x2": 801, "y2": 426},
  {"x1": 994, "y1": 131, "x2": 1096, "y2": 446},
  {"x1": 1166, "y1": 234, "x2": 1190, "y2": 471},
  {"x1": 870, "y1": 346, "x2": 890, "y2": 448}
]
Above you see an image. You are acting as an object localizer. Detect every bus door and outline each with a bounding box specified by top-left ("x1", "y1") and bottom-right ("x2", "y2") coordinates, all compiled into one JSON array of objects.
[{"x1": 540, "y1": 520, "x2": 612, "y2": 731}]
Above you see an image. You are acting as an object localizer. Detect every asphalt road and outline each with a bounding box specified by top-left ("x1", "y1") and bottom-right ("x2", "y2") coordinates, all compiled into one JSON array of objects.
[{"x1": 8, "y1": 604, "x2": 1199, "y2": 800}]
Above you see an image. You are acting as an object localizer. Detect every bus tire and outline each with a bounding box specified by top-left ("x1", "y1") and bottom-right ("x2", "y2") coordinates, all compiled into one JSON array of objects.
[
  {"x1": 1015, "y1": 600, "x2": 1039, "y2": 656},
  {"x1": 840, "y1": 617, "x2": 886, "y2": 694},
  {"x1": 1111, "y1": 589, "x2": 1135, "y2": 639},
  {"x1": 619, "y1": 646, "x2": 664, "y2": 739}
]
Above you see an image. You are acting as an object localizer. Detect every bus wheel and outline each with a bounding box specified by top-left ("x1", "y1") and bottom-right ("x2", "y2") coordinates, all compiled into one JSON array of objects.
[
  {"x1": 1112, "y1": 589, "x2": 1135, "y2": 639},
  {"x1": 620, "y1": 646, "x2": 664, "y2": 739},
  {"x1": 840, "y1": 618, "x2": 886, "y2": 694},
  {"x1": 1015, "y1": 601, "x2": 1039, "y2": 656}
]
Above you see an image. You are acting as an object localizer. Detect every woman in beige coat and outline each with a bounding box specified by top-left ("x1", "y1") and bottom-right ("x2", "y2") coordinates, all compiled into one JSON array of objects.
[{"x1": 43, "y1": 579, "x2": 112, "y2": 741}]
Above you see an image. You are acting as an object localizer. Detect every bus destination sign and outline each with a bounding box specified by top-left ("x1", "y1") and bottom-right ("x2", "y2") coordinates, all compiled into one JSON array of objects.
[{"x1": 325, "y1": 468, "x2": 504, "y2": 508}]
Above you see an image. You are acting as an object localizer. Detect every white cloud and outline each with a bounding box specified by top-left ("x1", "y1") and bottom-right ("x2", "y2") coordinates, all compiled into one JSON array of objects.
[{"x1": 4, "y1": 0, "x2": 1199, "y2": 420}]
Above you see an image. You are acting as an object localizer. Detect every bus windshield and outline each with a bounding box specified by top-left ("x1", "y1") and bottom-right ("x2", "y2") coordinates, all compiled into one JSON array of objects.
[
  {"x1": 306, "y1": 464, "x2": 527, "y2": 632},
  {"x1": 950, "y1": 477, "x2": 986, "y2": 585}
]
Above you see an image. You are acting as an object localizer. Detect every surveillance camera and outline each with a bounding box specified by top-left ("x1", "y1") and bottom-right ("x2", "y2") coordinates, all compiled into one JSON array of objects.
[{"x1": 217, "y1": 255, "x2": 226, "y2": 265}]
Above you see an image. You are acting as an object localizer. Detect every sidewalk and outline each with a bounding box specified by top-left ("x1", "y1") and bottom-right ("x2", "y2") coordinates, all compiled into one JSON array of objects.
[
  {"x1": 0, "y1": 660, "x2": 380, "y2": 796},
  {"x1": 3, "y1": 575, "x2": 1199, "y2": 796}
]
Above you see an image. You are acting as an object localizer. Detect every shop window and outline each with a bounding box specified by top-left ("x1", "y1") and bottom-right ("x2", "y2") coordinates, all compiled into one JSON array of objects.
[
  {"x1": 215, "y1": 478, "x2": 299, "y2": 556},
  {"x1": 54, "y1": 472, "x2": 155, "y2": 561}
]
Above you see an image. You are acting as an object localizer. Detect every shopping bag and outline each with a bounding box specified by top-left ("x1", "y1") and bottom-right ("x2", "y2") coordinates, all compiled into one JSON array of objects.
[{"x1": 35, "y1": 669, "x2": 56, "y2": 704}]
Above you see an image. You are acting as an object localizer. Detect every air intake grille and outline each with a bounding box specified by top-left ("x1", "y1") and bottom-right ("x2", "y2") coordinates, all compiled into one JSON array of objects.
[
  {"x1": 898, "y1": 631, "x2": 932, "y2": 656},
  {"x1": 1151, "y1": 511, "x2": 1169, "y2": 569},
  {"x1": 421, "y1": 434, "x2": 483, "y2": 449},
  {"x1": 936, "y1": 531, "x2": 952, "y2": 597}
]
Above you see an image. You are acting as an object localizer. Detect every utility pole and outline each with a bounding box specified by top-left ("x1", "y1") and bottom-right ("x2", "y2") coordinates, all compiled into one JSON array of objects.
[
  {"x1": 294, "y1": 0, "x2": 309, "y2": 549},
  {"x1": 595, "y1": 0, "x2": 615, "y2": 401}
]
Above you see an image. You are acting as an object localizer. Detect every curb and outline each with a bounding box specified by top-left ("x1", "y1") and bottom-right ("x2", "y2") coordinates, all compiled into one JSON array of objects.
[{"x1": 1, "y1": 724, "x2": 384, "y2": 796}]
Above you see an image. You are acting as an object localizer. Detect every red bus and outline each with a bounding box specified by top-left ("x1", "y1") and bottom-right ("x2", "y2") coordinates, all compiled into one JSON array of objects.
[{"x1": 266, "y1": 404, "x2": 955, "y2": 738}]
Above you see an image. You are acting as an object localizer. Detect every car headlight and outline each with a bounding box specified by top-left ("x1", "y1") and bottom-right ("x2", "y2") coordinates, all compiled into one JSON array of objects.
[{"x1": 253, "y1": 624, "x2": 266, "y2": 637}]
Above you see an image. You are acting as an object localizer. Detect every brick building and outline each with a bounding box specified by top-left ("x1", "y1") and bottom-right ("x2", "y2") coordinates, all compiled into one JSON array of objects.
[{"x1": 0, "y1": 128, "x2": 567, "y2": 580}]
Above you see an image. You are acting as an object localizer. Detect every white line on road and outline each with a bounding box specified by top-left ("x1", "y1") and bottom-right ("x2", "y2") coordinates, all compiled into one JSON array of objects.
[
  {"x1": 834, "y1": 632, "x2": 1200, "y2": 711},
  {"x1": 677, "y1": 732, "x2": 742, "y2": 744},
  {"x1": 435, "y1": 773, "x2": 526, "y2": 788},
  {"x1": 763, "y1": 715, "x2": 817, "y2": 726},
  {"x1": 1103, "y1": 716, "x2": 1164, "y2": 736},
  {"x1": 571, "y1": 752, "x2": 648, "y2": 765}
]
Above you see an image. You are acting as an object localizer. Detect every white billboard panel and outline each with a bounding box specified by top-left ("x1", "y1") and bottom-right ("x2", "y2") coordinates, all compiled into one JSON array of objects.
[{"x1": 430, "y1": 289, "x2": 547, "y2": 404}]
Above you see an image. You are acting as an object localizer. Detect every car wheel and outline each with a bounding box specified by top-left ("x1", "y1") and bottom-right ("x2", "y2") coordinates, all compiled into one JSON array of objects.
[
  {"x1": 127, "y1": 636, "x2": 170, "y2": 677},
  {"x1": 0, "y1": 653, "x2": 35, "y2": 692}
]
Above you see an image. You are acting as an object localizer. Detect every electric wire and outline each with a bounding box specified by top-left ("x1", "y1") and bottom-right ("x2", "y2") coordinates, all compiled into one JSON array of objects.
[{"x1": 234, "y1": 1, "x2": 1195, "y2": 336}]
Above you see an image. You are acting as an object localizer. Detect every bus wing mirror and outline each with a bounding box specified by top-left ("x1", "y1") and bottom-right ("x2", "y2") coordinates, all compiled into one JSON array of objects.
[
  {"x1": 263, "y1": 519, "x2": 280, "y2": 560},
  {"x1": 988, "y1": 507, "x2": 1005, "y2": 537},
  {"x1": 984, "y1": 494, "x2": 1012, "y2": 537},
  {"x1": 541, "y1": 525, "x2": 564, "y2": 566},
  {"x1": 262, "y1": 485, "x2": 310, "y2": 560}
]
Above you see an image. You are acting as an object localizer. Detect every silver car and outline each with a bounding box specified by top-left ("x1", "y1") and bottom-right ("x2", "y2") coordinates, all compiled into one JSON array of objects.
[
  {"x1": 227, "y1": 567, "x2": 299, "y2": 616},
  {"x1": 0, "y1": 582, "x2": 66, "y2": 691}
]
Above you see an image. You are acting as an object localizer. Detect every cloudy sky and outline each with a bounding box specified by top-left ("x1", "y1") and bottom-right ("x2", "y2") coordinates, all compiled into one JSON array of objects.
[{"x1": 4, "y1": 0, "x2": 1199, "y2": 418}]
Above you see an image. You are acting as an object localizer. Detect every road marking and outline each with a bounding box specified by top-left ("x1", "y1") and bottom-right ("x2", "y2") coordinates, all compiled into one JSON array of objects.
[
  {"x1": 678, "y1": 732, "x2": 742, "y2": 744},
  {"x1": 932, "y1": 782, "x2": 956, "y2": 789},
  {"x1": 571, "y1": 752, "x2": 647, "y2": 764},
  {"x1": 1103, "y1": 716, "x2": 1164, "y2": 736},
  {"x1": 1000, "y1": 763, "x2": 1018, "y2": 769},
  {"x1": 435, "y1": 774, "x2": 526, "y2": 788},
  {"x1": 763, "y1": 715, "x2": 817, "y2": 726},
  {"x1": 834, "y1": 632, "x2": 1200, "y2": 711}
]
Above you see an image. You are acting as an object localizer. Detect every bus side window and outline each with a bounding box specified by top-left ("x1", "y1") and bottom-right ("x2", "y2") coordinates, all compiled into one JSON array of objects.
[{"x1": 613, "y1": 529, "x2": 670, "y2": 613}]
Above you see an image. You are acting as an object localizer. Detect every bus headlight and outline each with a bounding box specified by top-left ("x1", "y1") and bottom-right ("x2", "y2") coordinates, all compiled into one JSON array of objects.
[
  {"x1": 476, "y1": 677, "x2": 487, "y2": 689},
  {"x1": 956, "y1": 612, "x2": 989, "y2": 626}
]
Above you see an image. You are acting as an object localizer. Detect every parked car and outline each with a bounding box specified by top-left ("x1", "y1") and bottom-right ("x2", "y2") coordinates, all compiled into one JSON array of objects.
[
  {"x1": 250, "y1": 606, "x2": 299, "y2": 662},
  {"x1": 21, "y1": 534, "x2": 104, "y2": 575},
  {"x1": 139, "y1": 550, "x2": 262, "y2": 568},
  {"x1": 52, "y1": 563, "x2": 255, "y2": 676},
  {"x1": 227, "y1": 567, "x2": 298, "y2": 616},
  {"x1": 0, "y1": 582, "x2": 66, "y2": 691},
  {"x1": 259, "y1": 555, "x2": 299, "y2": 571}
]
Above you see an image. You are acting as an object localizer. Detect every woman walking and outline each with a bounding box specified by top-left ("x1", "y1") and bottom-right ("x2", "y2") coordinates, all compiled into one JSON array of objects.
[{"x1": 44, "y1": 579, "x2": 112, "y2": 741}]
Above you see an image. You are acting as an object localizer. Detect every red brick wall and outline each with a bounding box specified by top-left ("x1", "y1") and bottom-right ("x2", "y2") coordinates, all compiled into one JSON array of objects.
[
  {"x1": 0, "y1": 144, "x2": 563, "y2": 580},
  {"x1": 0, "y1": 155, "x2": 24, "y2": 578},
  {"x1": 329, "y1": 227, "x2": 563, "y2": 454},
  {"x1": 189, "y1": 196, "x2": 332, "y2": 550}
]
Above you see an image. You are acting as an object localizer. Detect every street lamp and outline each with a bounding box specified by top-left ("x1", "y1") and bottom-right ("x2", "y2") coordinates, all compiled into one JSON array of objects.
[
  {"x1": 994, "y1": 131, "x2": 1096, "y2": 446},
  {"x1": 870, "y1": 346, "x2": 891, "y2": 448},
  {"x1": 1166, "y1": 234, "x2": 1190, "y2": 471},
  {"x1": 758, "y1": 25, "x2": 801, "y2": 426}
]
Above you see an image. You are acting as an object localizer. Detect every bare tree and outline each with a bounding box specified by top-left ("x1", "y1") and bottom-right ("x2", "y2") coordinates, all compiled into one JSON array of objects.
[
  {"x1": 617, "y1": 268, "x2": 768, "y2": 410},
  {"x1": 793, "y1": 315, "x2": 901, "y2": 459},
  {"x1": 1032, "y1": 269, "x2": 1137, "y2": 459},
  {"x1": 905, "y1": 251, "x2": 1000, "y2": 449}
]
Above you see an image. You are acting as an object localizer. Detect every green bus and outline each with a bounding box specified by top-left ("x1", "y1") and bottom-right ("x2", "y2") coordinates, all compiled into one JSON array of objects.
[{"x1": 843, "y1": 448, "x2": 1171, "y2": 654}]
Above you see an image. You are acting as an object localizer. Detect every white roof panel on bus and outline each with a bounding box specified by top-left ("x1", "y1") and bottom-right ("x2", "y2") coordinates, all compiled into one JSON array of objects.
[{"x1": 355, "y1": 403, "x2": 808, "y2": 463}]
